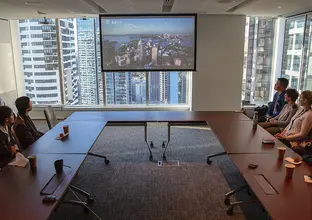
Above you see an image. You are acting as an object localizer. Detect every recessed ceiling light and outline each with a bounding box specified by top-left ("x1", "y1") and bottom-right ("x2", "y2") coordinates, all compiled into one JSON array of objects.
[
  {"x1": 277, "y1": 6, "x2": 282, "y2": 9},
  {"x1": 25, "y1": 1, "x2": 43, "y2": 6}
]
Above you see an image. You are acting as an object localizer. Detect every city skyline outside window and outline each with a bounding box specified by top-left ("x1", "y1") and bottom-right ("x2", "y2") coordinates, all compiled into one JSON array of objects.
[{"x1": 17, "y1": 18, "x2": 191, "y2": 106}]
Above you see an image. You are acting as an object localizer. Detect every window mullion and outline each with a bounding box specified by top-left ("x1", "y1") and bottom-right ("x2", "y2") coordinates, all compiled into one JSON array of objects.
[
  {"x1": 56, "y1": 18, "x2": 65, "y2": 105},
  {"x1": 298, "y1": 15, "x2": 308, "y2": 92},
  {"x1": 102, "y1": 72, "x2": 106, "y2": 106},
  {"x1": 146, "y1": 72, "x2": 149, "y2": 106}
]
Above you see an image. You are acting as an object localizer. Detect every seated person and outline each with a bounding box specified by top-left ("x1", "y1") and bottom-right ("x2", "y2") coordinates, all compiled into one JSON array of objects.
[
  {"x1": 14, "y1": 96, "x2": 43, "y2": 150},
  {"x1": 266, "y1": 78, "x2": 289, "y2": 119},
  {"x1": 259, "y1": 88, "x2": 299, "y2": 135},
  {"x1": 275, "y1": 91, "x2": 312, "y2": 150},
  {"x1": 0, "y1": 106, "x2": 19, "y2": 168}
]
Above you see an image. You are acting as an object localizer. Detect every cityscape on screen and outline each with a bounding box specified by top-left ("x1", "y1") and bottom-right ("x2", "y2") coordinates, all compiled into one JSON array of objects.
[{"x1": 101, "y1": 16, "x2": 196, "y2": 71}]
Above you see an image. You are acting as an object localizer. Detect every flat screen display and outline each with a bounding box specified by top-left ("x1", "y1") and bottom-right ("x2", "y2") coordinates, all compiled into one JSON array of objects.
[{"x1": 100, "y1": 14, "x2": 197, "y2": 72}]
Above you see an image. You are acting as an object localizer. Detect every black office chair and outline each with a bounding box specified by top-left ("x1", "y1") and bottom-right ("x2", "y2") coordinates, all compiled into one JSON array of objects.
[
  {"x1": 11, "y1": 127, "x2": 23, "y2": 151},
  {"x1": 44, "y1": 106, "x2": 58, "y2": 129}
]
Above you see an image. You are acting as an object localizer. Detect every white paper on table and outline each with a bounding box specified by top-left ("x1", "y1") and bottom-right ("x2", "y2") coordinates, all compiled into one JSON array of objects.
[
  {"x1": 285, "y1": 157, "x2": 302, "y2": 165},
  {"x1": 8, "y1": 153, "x2": 29, "y2": 167},
  {"x1": 304, "y1": 175, "x2": 312, "y2": 184}
]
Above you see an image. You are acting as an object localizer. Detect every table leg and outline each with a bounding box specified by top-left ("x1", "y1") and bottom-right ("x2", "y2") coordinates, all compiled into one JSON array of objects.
[
  {"x1": 227, "y1": 200, "x2": 257, "y2": 215},
  {"x1": 224, "y1": 184, "x2": 248, "y2": 206},
  {"x1": 62, "y1": 199, "x2": 87, "y2": 207},
  {"x1": 206, "y1": 152, "x2": 227, "y2": 164},
  {"x1": 88, "y1": 152, "x2": 110, "y2": 164},
  {"x1": 162, "y1": 123, "x2": 171, "y2": 161},
  {"x1": 144, "y1": 123, "x2": 153, "y2": 161}
]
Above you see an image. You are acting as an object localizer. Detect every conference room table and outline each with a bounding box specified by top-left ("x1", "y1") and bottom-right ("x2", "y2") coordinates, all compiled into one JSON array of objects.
[
  {"x1": 229, "y1": 152, "x2": 312, "y2": 220},
  {"x1": 66, "y1": 111, "x2": 251, "y2": 122},
  {"x1": 0, "y1": 120, "x2": 108, "y2": 220},
  {"x1": 1, "y1": 110, "x2": 311, "y2": 220},
  {"x1": 207, "y1": 119, "x2": 285, "y2": 154},
  {"x1": 24, "y1": 120, "x2": 107, "y2": 155},
  {"x1": 0, "y1": 154, "x2": 86, "y2": 220}
]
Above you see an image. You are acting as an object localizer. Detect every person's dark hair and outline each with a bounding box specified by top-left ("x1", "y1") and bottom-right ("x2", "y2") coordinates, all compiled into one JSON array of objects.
[
  {"x1": 15, "y1": 96, "x2": 30, "y2": 116},
  {"x1": 301, "y1": 90, "x2": 312, "y2": 106},
  {"x1": 285, "y1": 88, "x2": 299, "y2": 102},
  {"x1": 278, "y1": 78, "x2": 289, "y2": 89},
  {"x1": 0, "y1": 106, "x2": 13, "y2": 125}
]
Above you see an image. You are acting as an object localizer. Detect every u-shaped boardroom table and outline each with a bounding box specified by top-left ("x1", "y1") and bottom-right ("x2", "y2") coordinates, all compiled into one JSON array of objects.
[{"x1": 0, "y1": 111, "x2": 311, "y2": 220}]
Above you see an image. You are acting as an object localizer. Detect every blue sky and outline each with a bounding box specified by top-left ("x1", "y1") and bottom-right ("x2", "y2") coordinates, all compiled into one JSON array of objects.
[{"x1": 102, "y1": 17, "x2": 194, "y2": 35}]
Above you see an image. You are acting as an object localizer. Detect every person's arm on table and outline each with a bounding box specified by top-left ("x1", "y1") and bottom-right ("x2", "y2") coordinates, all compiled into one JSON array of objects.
[{"x1": 283, "y1": 116, "x2": 312, "y2": 141}]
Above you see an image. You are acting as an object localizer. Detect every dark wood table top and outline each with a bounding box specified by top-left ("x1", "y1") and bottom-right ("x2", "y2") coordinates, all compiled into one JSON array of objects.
[
  {"x1": 156, "y1": 111, "x2": 251, "y2": 122},
  {"x1": 0, "y1": 154, "x2": 86, "y2": 220},
  {"x1": 66, "y1": 111, "x2": 251, "y2": 122},
  {"x1": 207, "y1": 120, "x2": 285, "y2": 154},
  {"x1": 66, "y1": 111, "x2": 159, "y2": 122},
  {"x1": 24, "y1": 121, "x2": 106, "y2": 155},
  {"x1": 229, "y1": 153, "x2": 312, "y2": 220}
]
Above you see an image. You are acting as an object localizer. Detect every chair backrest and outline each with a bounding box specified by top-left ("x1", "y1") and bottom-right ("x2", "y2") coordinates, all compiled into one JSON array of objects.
[
  {"x1": 11, "y1": 127, "x2": 23, "y2": 151},
  {"x1": 44, "y1": 106, "x2": 57, "y2": 129}
]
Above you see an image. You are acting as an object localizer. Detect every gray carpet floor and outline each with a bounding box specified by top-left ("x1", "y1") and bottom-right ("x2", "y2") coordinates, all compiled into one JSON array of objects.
[{"x1": 34, "y1": 121, "x2": 268, "y2": 220}]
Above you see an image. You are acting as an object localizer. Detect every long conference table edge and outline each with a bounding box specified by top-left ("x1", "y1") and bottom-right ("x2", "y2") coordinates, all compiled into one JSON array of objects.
[{"x1": 2, "y1": 111, "x2": 310, "y2": 220}]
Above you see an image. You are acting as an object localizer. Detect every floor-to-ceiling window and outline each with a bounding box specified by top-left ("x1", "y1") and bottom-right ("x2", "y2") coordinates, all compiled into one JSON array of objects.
[
  {"x1": 281, "y1": 16, "x2": 305, "y2": 90},
  {"x1": 242, "y1": 17, "x2": 276, "y2": 105},
  {"x1": 302, "y1": 15, "x2": 312, "y2": 91},
  {"x1": 17, "y1": 18, "x2": 191, "y2": 106},
  {"x1": 282, "y1": 14, "x2": 312, "y2": 92}
]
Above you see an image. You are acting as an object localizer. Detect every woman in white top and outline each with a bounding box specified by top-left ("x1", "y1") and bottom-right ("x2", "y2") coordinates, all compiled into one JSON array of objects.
[
  {"x1": 259, "y1": 88, "x2": 299, "y2": 135},
  {"x1": 275, "y1": 90, "x2": 312, "y2": 149}
]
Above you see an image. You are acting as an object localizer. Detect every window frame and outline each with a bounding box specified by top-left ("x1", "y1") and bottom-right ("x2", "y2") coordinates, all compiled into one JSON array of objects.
[
  {"x1": 281, "y1": 14, "x2": 312, "y2": 92},
  {"x1": 17, "y1": 17, "x2": 192, "y2": 108}
]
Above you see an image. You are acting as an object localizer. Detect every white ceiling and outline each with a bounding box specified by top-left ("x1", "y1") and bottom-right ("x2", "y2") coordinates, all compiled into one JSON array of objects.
[{"x1": 0, "y1": 0, "x2": 311, "y2": 19}]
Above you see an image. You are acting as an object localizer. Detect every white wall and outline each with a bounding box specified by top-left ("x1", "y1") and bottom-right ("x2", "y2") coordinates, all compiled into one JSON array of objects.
[
  {"x1": 0, "y1": 19, "x2": 18, "y2": 111},
  {"x1": 192, "y1": 14, "x2": 246, "y2": 111}
]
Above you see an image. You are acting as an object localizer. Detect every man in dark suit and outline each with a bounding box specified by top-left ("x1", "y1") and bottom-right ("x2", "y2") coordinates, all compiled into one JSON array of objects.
[{"x1": 266, "y1": 78, "x2": 289, "y2": 119}]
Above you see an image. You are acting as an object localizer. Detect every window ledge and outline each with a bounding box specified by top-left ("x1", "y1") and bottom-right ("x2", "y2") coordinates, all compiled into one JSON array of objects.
[
  {"x1": 33, "y1": 104, "x2": 190, "y2": 111},
  {"x1": 30, "y1": 105, "x2": 191, "y2": 120}
]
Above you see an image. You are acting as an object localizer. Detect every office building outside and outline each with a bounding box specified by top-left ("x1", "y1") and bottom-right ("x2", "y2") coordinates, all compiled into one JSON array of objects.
[
  {"x1": 242, "y1": 17, "x2": 275, "y2": 105},
  {"x1": 18, "y1": 18, "x2": 190, "y2": 106},
  {"x1": 18, "y1": 18, "x2": 78, "y2": 105},
  {"x1": 282, "y1": 18, "x2": 305, "y2": 90},
  {"x1": 76, "y1": 18, "x2": 102, "y2": 105}
]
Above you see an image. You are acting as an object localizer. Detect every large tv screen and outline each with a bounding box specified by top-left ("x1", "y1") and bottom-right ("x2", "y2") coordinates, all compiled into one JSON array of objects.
[{"x1": 100, "y1": 14, "x2": 197, "y2": 72}]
